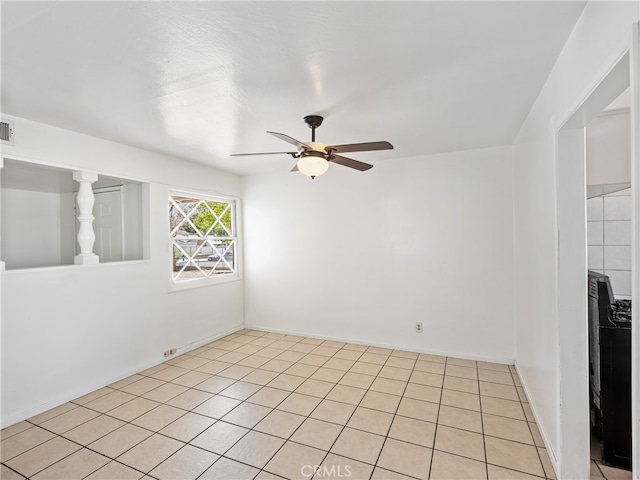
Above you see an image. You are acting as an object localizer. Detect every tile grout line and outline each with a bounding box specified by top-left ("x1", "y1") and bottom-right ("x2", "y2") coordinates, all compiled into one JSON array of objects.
[
  {"x1": 149, "y1": 331, "x2": 301, "y2": 479},
  {"x1": 244, "y1": 342, "x2": 384, "y2": 475},
  {"x1": 477, "y1": 365, "x2": 547, "y2": 479},
  {"x1": 264, "y1": 343, "x2": 361, "y2": 479},
  {"x1": 6, "y1": 352, "x2": 450, "y2": 478},
  {"x1": 2, "y1": 384, "x2": 527, "y2": 478},
  {"x1": 179, "y1": 332, "x2": 318, "y2": 478},
  {"x1": 511, "y1": 366, "x2": 550, "y2": 479},
  {"x1": 21, "y1": 341, "x2": 519, "y2": 440},
  {"x1": 1, "y1": 462, "x2": 34, "y2": 479},
  {"x1": 476, "y1": 356, "x2": 489, "y2": 480},
  {"x1": 427, "y1": 359, "x2": 446, "y2": 480},
  {"x1": 2, "y1": 330, "x2": 555, "y2": 479},
  {"x1": 365, "y1": 351, "x2": 422, "y2": 480},
  {"x1": 104, "y1": 331, "x2": 288, "y2": 477},
  {"x1": 307, "y1": 346, "x2": 405, "y2": 480},
  {"x1": 3, "y1": 331, "x2": 286, "y2": 478},
  {"x1": 184, "y1": 334, "x2": 353, "y2": 479}
]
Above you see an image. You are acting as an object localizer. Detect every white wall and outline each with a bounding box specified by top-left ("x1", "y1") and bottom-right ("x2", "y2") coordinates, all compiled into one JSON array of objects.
[
  {"x1": 1, "y1": 188, "x2": 62, "y2": 269},
  {"x1": 243, "y1": 146, "x2": 515, "y2": 362},
  {"x1": 60, "y1": 191, "x2": 76, "y2": 265},
  {"x1": 0, "y1": 115, "x2": 243, "y2": 427},
  {"x1": 587, "y1": 110, "x2": 631, "y2": 185},
  {"x1": 123, "y1": 183, "x2": 144, "y2": 261},
  {"x1": 512, "y1": 2, "x2": 639, "y2": 477}
]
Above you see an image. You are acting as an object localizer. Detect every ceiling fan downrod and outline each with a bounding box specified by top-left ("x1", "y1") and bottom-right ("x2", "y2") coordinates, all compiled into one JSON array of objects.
[{"x1": 303, "y1": 115, "x2": 324, "y2": 142}]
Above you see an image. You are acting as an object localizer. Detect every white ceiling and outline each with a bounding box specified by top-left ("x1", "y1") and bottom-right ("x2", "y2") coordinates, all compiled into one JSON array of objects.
[{"x1": 1, "y1": 1, "x2": 586, "y2": 176}]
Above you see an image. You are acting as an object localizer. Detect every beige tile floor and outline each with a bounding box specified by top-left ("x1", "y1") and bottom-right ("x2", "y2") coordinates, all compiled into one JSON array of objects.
[
  {"x1": 1, "y1": 330, "x2": 558, "y2": 480},
  {"x1": 591, "y1": 460, "x2": 632, "y2": 480},
  {"x1": 590, "y1": 435, "x2": 633, "y2": 480}
]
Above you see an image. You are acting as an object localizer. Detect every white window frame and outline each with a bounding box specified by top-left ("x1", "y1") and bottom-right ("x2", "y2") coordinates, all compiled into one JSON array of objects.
[{"x1": 168, "y1": 189, "x2": 241, "y2": 292}]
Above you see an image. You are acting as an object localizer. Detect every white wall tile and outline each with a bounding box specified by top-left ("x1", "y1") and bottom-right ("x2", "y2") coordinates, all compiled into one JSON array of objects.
[
  {"x1": 587, "y1": 245, "x2": 604, "y2": 270},
  {"x1": 587, "y1": 221, "x2": 603, "y2": 246},
  {"x1": 605, "y1": 270, "x2": 632, "y2": 299},
  {"x1": 603, "y1": 220, "x2": 632, "y2": 245},
  {"x1": 603, "y1": 245, "x2": 632, "y2": 270},
  {"x1": 603, "y1": 195, "x2": 632, "y2": 221},
  {"x1": 586, "y1": 197, "x2": 603, "y2": 221}
]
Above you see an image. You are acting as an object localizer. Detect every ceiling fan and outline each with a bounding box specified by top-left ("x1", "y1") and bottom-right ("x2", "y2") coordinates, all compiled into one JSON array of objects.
[{"x1": 231, "y1": 115, "x2": 394, "y2": 179}]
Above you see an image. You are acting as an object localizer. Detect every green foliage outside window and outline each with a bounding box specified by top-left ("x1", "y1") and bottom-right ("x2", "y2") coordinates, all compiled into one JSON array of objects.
[{"x1": 169, "y1": 194, "x2": 236, "y2": 281}]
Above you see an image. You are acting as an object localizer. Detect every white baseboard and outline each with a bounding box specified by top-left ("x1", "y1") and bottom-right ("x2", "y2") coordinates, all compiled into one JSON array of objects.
[
  {"x1": 0, "y1": 324, "x2": 243, "y2": 429},
  {"x1": 3, "y1": 322, "x2": 512, "y2": 428},
  {"x1": 513, "y1": 362, "x2": 560, "y2": 480},
  {"x1": 244, "y1": 324, "x2": 514, "y2": 365},
  {"x1": 172, "y1": 324, "x2": 244, "y2": 357}
]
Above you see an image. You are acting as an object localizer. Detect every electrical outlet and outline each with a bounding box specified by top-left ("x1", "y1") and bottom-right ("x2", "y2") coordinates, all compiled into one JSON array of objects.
[
  {"x1": 163, "y1": 348, "x2": 177, "y2": 357},
  {"x1": 415, "y1": 322, "x2": 423, "y2": 333}
]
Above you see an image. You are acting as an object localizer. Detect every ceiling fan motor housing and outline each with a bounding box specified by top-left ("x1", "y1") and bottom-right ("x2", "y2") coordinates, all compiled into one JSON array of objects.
[{"x1": 303, "y1": 115, "x2": 324, "y2": 129}]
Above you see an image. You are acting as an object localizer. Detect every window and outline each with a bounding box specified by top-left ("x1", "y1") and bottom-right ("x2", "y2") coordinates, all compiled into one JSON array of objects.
[{"x1": 169, "y1": 192, "x2": 238, "y2": 284}]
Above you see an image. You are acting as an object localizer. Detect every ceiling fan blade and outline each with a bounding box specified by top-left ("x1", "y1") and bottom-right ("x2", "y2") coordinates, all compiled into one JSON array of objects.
[
  {"x1": 330, "y1": 154, "x2": 373, "y2": 171},
  {"x1": 290, "y1": 164, "x2": 299, "y2": 172},
  {"x1": 230, "y1": 151, "x2": 297, "y2": 157},
  {"x1": 267, "y1": 131, "x2": 310, "y2": 150},
  {"x1": 329, "y1": 141, "x2": 393, "y2": 154}
]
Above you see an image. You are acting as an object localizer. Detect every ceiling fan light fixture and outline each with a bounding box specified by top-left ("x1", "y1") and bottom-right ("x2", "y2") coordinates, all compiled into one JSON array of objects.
[
  {"x1": 231, "y1": 114, "x2": 393, "y2": 176},
  {"x1": 297, "y1": 154, "x2": 329, "y2": 179}
]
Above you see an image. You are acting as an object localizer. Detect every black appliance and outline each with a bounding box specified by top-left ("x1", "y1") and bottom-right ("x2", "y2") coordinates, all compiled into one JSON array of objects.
[{"x1": 588, "y1": 271, "x2": 632, "y2": 470}]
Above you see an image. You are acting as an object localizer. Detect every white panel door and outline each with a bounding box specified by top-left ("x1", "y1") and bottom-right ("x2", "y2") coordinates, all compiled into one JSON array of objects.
[
  {"x1": 75, "y1": 188, "x2": 124, "y2": 262},
  {"x1": 94, "y1": 189, "x2": 123, "y2": 262}
]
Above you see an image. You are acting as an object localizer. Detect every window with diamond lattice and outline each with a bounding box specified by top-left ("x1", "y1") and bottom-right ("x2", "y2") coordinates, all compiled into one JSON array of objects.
[{"x1": 169, "y1": 194, "x2": 237, "y2": 282}]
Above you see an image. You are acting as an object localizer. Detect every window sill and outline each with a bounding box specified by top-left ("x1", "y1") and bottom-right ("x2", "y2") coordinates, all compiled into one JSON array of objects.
[
  {"x1": 1, "y1": 260, "x2": 150, "y2": 276},
  {"x1": 168, "y1": 272, "x2": 241, "y2": 293}
]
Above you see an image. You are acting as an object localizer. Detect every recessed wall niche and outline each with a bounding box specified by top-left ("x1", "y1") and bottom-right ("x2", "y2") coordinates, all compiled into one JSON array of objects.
[{"x1": 1, "y1": 158, "x2": 148, "y2": 270}]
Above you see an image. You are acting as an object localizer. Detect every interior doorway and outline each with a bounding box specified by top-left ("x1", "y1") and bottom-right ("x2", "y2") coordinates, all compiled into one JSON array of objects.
[
  {"x1": 585, "y1": 92, "x2": 633, "y2": 478},
  {"x1": 556, "y1": 23, "x2": 639, "y2": 480}
]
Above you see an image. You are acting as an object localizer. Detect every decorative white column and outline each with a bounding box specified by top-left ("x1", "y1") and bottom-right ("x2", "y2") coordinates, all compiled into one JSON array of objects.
[{"x1": 73, "y1": 171, "x2": 99, "y2": 265}]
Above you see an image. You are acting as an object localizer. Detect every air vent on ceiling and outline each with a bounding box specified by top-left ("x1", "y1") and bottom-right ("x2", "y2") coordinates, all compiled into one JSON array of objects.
[{"x1": 1, "y1": 119, "x2": 15, "y2": 145}]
